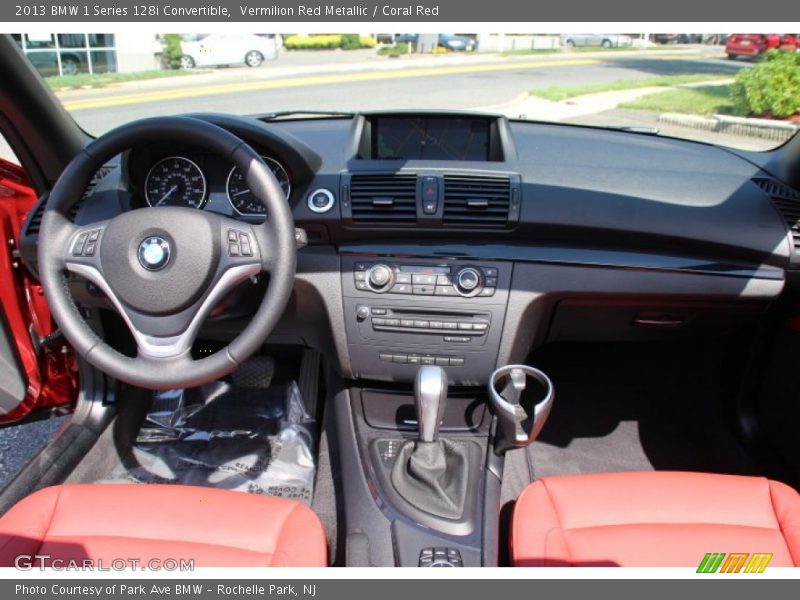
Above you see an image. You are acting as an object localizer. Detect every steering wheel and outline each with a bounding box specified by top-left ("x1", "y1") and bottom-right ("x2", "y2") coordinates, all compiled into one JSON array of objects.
[{"x1": 38, "y1": 116, "x2": 297, "y2": 389}]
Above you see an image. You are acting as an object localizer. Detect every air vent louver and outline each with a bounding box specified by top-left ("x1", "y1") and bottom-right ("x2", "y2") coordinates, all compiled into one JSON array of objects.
[
  {"x1": 443, "y1": 174, "x2": 511, "y2": 226},
  {"x1": 349, "y1": 173, "x2": 418, "y2": 224},
  {"x1": 25, "y1": 165, "x2": 113, "y2": 235},
  {"x1": 755, "y1": 177, "x2": 800, "y2": 252}
]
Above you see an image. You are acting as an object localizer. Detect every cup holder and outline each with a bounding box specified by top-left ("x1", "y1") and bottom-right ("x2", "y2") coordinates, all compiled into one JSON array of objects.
[{"x1": 488, "y1": 365, "x2": 554, "y2": 455}]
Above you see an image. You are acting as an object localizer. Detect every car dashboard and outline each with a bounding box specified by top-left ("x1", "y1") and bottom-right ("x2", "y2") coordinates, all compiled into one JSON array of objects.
[{"x1": 19, "y1": 110, "x2": 795, "y2": 386}]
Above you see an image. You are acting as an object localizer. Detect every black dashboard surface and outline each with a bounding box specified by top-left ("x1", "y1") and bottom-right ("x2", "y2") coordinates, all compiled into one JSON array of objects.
[{"x1": 21, "y1": 111, "x2": 796, "y2": 276}]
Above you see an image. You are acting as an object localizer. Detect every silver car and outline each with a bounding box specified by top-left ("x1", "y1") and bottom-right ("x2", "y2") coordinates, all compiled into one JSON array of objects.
[{"x1": 561, "y1": 33, "x2": 633, "y2": 48}]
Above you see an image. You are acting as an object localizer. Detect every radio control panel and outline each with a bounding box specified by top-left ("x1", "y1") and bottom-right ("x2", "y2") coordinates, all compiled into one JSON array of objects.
[
  {"x1": 341, "y1": 255, "x2": 511, "y2": 384},
  {"x1": 356, "y1": 305, "x2": 490, "y2": 340}
]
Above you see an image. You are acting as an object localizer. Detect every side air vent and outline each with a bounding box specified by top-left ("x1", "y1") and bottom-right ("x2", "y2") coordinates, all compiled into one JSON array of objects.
[
  {"x1": 25, "y1": 165, "x2": 114, "y2": 236},
  {"x1": 349, "y1": 173, "x2": 418, "y2": 224},
  {"x1": 755, "y1": 177, "x2": 800, "y2": 253},
  {"x1": 443, "y1": 174, "x2": 513, "y2": 226}
]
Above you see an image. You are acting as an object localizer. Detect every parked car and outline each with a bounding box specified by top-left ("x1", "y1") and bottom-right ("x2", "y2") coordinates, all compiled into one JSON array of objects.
[
  {"x1": 651, "y1": 33, "x2": 680, "y2": 44},
  {"x1": 177, "y1": 33, "x2": 278, "y2": 69},
  {"x1": 561, "y1": 33, "x2": 632, "y2": 48},
  {"x1": 726, "y1": 33, "x2": 799, "y2": 59},
  {"x1": 392, "y1": 33, "x2": 477, "y2": 51},
  {"x1": 438, "y1": 34, "x2": 477, "y2": 52}
]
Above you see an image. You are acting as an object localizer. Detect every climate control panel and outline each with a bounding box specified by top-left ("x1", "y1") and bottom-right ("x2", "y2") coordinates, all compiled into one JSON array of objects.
[
  {"x1": 353, "y1": 262, "x2": 497, "y2": 297},
  {"x1": 341, "y1": 255, "x2": 511, "y2": 384}
]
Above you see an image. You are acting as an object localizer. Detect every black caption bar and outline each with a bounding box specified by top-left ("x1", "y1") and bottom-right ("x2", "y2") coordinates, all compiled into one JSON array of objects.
[{"x1": 2, "y1": 0, "x2": 797, "y2": 22}]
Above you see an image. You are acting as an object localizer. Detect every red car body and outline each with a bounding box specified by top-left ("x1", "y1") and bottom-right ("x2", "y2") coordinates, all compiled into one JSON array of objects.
[
  {"x1": 726, "y1": 33, "x2": 799, "y2": 58},
  {"x1": 0, "y1": 158, "x2": 77, "y2": 424}
]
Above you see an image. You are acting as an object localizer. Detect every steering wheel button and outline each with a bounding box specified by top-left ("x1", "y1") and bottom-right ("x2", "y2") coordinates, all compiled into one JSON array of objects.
[
  {"x1": 229, "y1": 244, "x2": 240, "y2": 256},
  {"x1": 84, "y1": 242, "x2": 96, "y2": 256},
  {"x1": 227, "y1": 230, "x2": 238, "y2": 242},
  {"x1": 72, "y1": 233, "x2": 88, "y2": 255},
  {"x1": 87, "y1": 230, "x2": 100, "y2": 242},
  {"x1": 240, "y1": 241, "x2": 252, "y2": 256}
]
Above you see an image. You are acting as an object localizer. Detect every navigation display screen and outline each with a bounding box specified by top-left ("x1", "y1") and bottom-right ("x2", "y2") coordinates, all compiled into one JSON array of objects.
[{"x1": 372, "y1": 117, "x2": 491, "y2": 160}]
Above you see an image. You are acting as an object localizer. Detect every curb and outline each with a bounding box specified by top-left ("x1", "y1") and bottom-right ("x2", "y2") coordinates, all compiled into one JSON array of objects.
[{"x1": 658, "y1": 112, "x2": 799, "y2": 142}]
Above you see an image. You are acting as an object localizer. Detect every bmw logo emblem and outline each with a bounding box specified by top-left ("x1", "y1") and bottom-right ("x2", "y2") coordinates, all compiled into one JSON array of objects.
[{"x1": 138, "y1": 236, "x2": 171, "y2": 271}]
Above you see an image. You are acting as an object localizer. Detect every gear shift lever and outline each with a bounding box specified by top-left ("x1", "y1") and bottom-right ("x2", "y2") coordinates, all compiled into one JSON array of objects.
[
  {"x1": 391, "y1": 365, "x2": 472, "y2": 520},
  {"x1": 415, "y1": 365, "x2": 448, "y2": 442}
]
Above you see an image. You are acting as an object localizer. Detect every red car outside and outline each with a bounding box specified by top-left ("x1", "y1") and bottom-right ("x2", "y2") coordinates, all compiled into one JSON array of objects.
[{"x1": 726, "y1": 33, "x2": 799, "y2": 59}]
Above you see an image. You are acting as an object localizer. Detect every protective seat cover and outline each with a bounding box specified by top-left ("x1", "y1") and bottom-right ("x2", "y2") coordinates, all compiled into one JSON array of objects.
[
  {"x1": 511, "y1": 471, "x2": 800, "y2": 567},
  {"x1": 0, "y1": 484, "x2": 327, "y2": 567}
]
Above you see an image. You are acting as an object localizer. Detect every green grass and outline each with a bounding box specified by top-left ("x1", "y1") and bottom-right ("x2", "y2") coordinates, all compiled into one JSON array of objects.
[
  {"x1": 377, "y1": 43, "x2": 415, "y2": 57},
  {"x1": 531, "y1": 74, "x2": 732, "y2": 102},
  {"x1": 618, "y1": 84, "x2": 742, "y2": 116},
  {"x1": 46, "y1": 69, "x2": 206, "y2": 91}
]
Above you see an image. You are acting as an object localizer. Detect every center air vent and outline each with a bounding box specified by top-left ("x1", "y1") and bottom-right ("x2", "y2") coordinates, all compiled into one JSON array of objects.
[
  {"x1": 754, "y1": 177, "x2": 800, "y2": 256},
  {"x1": 443, "y1": 174, "x2": 513, "y2": 226},
  {"x1": 349, "y1": 173, "x2": 418, "y2": 224}
]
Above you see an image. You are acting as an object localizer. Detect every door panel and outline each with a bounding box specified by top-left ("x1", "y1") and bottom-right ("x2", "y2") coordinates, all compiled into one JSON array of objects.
[
  {"x1": 0, "y1": 157, "x2": 77, "y2": 423},
  {"x1": 0, "y1": 314, "x2": 26, "y2": 414}
]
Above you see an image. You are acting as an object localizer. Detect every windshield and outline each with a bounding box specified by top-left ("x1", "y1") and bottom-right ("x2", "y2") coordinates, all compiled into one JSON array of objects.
[{"x1": 11, "y1": 32, "x2": 800, "y2": 151}]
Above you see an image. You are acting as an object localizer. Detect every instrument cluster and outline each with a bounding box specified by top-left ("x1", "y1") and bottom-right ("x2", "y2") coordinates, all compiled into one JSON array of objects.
[{"x1": 139, "y1": 152, "x2": 292, "y2": 218}]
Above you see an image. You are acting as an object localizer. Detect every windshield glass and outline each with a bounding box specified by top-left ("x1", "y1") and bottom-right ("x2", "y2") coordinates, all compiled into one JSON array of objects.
[{"x1": 11, "y1": 32, "x2": 800, "y2": 151}]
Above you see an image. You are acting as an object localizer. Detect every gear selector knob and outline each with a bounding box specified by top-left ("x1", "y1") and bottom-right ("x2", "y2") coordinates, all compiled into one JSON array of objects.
[{"x1": 415, "y1": 365, "x2": 448, "y2": 442}]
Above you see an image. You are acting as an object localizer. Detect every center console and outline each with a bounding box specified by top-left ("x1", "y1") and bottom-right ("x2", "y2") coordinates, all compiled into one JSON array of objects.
[{"x1": 341, "y1": 255, "x2": 512, "y2": 385}]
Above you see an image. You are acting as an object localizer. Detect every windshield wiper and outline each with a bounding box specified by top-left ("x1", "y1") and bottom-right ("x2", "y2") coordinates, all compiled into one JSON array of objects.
[{"x1": 260, "y1": 110, "x2": 354, "y2": 121}]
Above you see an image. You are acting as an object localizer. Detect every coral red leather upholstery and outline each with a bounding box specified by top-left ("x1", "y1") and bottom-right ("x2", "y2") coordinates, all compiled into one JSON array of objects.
[
  {"x1": 511, "y1": 471, "x2": 800, "y2": 567},
  {"x1": 0, "y1": 484, "x2": 327, "y2": 567}
]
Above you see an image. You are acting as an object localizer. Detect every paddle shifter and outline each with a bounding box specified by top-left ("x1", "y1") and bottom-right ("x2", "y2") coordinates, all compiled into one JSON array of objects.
[{"x1": 391, "y1": 366, "x2": 470, "y2": 520}]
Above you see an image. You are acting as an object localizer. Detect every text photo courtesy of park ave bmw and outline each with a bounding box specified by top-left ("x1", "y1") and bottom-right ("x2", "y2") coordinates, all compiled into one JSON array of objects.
[{"x1": 0, "y1": 0, "x2": 799, "y2": 596}]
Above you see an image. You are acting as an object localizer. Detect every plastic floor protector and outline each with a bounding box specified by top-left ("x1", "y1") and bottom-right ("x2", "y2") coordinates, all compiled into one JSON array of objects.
[{"x1": 100, "y1": 380, "x2": 316, "y2": 505}]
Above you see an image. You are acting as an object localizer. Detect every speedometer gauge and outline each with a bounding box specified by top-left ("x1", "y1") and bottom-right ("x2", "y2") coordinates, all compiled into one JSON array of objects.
[
  {"x1": 226, "y1": 157, "x2": 291, "y2": 216},
  {"x1": 144, "y1": 156, "x2": 208, "y2": 209}
]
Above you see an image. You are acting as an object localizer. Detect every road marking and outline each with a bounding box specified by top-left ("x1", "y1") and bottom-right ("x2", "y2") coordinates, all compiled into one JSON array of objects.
[{"x1": 62, "y1": 59, "x2": 600, "y2": 112}]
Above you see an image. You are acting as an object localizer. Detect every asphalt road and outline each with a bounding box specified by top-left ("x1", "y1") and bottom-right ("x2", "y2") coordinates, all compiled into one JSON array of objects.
[{"x1": 65, "y1": 51, "x2": 747, "y2": 135}]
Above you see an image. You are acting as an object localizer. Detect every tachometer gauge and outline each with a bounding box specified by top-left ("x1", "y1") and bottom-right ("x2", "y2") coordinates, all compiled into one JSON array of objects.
[
  {"x1": 144, "y1": 156, "x2": 208, "y2": 209},
  {"x1": 226, "y1": 157, "x2": 291, "y2": 216}
]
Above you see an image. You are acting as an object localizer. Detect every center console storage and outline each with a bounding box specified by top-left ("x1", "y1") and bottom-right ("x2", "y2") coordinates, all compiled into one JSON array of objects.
[
  {"x1": 341, "y1": 256, "x2": 511, "y2": 385},
  {"x1": 342, "y1": 361, "x2": 554, "y2": 566}
]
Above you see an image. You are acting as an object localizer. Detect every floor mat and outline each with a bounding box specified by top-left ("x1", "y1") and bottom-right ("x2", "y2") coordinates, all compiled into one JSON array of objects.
[
  {"x1": 100, "y1": 380, "x2": 316, "y2": 505},
  {"x1": 525, "y1": 343, "x2": 761, "y2": 480}
]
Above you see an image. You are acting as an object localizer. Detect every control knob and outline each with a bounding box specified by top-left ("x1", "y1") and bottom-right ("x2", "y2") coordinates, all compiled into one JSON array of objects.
[
  {"x1": 454, "y1": 267, "x2": 483, "y2": 295},
  {"x1": 367, "y1": 263, "x2": 394, "y2": 292}
]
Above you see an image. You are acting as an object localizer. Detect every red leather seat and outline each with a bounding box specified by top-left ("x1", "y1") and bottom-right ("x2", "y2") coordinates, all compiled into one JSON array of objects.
[
  {"x1": 511, "y1": 471, "x2": 800, "y2": 567},
  {"x1": 0, "y1": 484, "x2": 327, "y2": 567}
]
